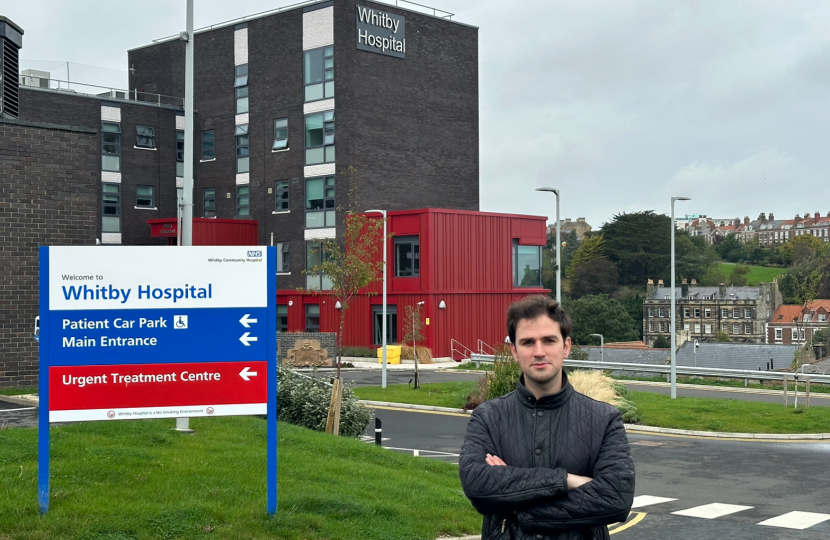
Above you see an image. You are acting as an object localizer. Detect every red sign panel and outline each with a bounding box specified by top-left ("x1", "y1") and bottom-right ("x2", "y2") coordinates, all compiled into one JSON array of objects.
[{"x1": 49, "y1": 361, "x2": 267, "y2": 422}]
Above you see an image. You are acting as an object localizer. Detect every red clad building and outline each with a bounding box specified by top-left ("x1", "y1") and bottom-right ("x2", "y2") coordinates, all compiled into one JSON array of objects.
[{"x1": 277, "y1": 208, "x2": 549, "y2": 358}]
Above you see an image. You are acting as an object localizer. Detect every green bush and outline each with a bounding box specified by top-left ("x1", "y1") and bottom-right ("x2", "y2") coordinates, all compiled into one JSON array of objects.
[
  {"x1": 277, "y1": 363, "x2": 372, "y2": 437},
  {"x1": 339, "y1": 346, "x2": 376, "y2": 358}
]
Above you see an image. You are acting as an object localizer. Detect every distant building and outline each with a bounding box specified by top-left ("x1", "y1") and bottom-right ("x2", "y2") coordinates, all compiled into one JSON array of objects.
[
  {"x1": 642, "y1": 279, "x2": 782, "y2": 346},
  {"x1": 767, "y1": 301, "x2": 830, "y2": 345},
  {"x1": 547, "y1": 217, "x2": 591, "y2": 240}
]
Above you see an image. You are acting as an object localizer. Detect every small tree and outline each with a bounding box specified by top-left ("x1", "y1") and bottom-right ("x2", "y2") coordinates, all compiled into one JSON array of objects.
[
  {"x1": 652, "y1": 335, "x2": 670, "y2": 348},
  {"x1": 402, "y1": 303, "x2": 425, "y2": 389},
  {"x1": 714, "y1": 330, "x2": 732, "y2": 343},
  {"x1": 788, "y1": 260, "x2": 822, "y2": 369}
]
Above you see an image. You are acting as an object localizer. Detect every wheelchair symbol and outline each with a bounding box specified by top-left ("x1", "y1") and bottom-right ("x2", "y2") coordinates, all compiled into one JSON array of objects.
[{"x1": 173, "y1": 315, "x2": 188, "y2": 329}]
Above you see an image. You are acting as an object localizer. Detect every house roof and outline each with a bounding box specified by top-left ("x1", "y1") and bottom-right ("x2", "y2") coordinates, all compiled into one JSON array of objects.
[
  {"x1": 675, "y1": 342, "x2": 799, "y2": 371},
  {"x1": 575, "y1": 346, "x2": 669, "y2": 365},
  {"x1": 770, "y1": 301, "x2": 830, "y2": 324},
  {"x1": 802, "y1": 357, "x2": 830, "y2": 374},
  {"x1": 649, "y1": 286, "x2": 761, "y2": 301}
]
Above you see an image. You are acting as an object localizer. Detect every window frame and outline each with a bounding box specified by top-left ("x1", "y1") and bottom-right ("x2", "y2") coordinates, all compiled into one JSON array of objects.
[
  {"x1": 277, "y1": 305, "x2": 288, "y2": 332},
  {"x1": 305, "y1": 241, "x2": 333, "y2": 291},
  {"x1": 694, "y1": 308, "x2": 701, "y2": 318},
  {"x1": 236, "y1": 124, "x2": 250, "y2": 173},
  {"x1": 275, "y1": 180, "x2": 289, "y2": 212},
  {"x1": 102, "y1": 183, "x2": 121, "y2": 233},
  {"x1": 304, "y1": 176, "x2": 335, "y2": 228},
  {"x1": 304, "y1": 111, "x2": 335, "y2": 165},
  {"x1": 203, "y1": 188, "x2": 216, "y2": 217},
  {"x1": 305, "y1": 304, "x2": 320, "y2": 333},
  {"x1": 744, "y1": 308, "x2": 752, "y2": 318},
  {"x1": 304, "y1": 46, "x2": 334, "y2": 102},
  {"x1": 135, "y1": 185, "x2": 155, "y2": 208},
  {"x1": 101, "y1": 121, "x2": 121, "y2": 172},
  {"x1": 276, "y1": 242, "x2": 290, "y2": 273},
  {"x1": 512, "y1": 241, "x2": 542, "y2": 288},
  {"x1": 176, "y1": 129, "x2": 185, "y2": 177},
  {"x1": 721, "y1": 308, "x2": 728, "y2": 318},
  {"x1": 394, "y1": 236, "x2": 420, "y2": 278},
  {"x1": 236, "y1": 185, "x2": 250, "y2": 217},
  {"x1": 135, "y1": 125, "x2": 156, "y2": 149},
  {"x1": 273, "y1": 118, "x2": 288, "y2": 150},
  {"x1": 774, "y1": 328, "x2": 782, "y2": 340},
  {"x1": 202, "y1": 129, "x2": 215, "y2": 160}
]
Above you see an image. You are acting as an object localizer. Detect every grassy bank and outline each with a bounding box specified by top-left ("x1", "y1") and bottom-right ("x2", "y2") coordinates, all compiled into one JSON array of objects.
[
  {"x1": 616, "y1": 375, "x2": 830, "y2": 394},
  {"x1": 0, "y1": 388, "x2": 37, "y2": 396},
  {"x1": 0, "y1": 418, "x2": 479, "y2": 540},
  {"x1": 716, "y1": 263, "x2": 785, "y2": 285},
  {"x1": 355, "y1": 381, "x2": 830, "y2": 434}
]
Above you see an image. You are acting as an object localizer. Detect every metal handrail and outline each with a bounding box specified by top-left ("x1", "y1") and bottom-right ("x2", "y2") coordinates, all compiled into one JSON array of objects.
[
  {"x1": 468, "y1": 354, "x2": 830, "y2": 385},
  {"x1": 477, "y1": 339, "x2": 494, "y2": 355},
  {"x1": 18, "y1": 76, "x2": 183, "y2": 107},
  {"x1": 151, "y1": 0, "x2": 453, "y2": 43},
  {"x1": 451, "y1": 339, "x2": 474, "y2": 362}
]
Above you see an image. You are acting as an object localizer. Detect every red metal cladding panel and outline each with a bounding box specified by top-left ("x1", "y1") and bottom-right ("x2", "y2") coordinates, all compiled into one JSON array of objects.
[
  {"x1": 513, "y1": 218, "x2": 547, "y2": 246},
  {"x1": 146, "y1": 218, "x2": 258, "y2": 246}
]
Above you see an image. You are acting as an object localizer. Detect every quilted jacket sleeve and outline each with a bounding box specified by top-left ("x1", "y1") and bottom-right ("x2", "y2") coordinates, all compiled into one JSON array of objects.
[
  {"x1": 459, "y1": 404, "x2": 569, "y2": 515},
  {"x1": 516, "y1": 410, "x2": 635, "y2": 533}
]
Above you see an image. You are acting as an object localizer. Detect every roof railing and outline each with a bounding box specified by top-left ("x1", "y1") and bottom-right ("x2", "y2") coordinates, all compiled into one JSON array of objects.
[
  {"x1": 19, "y1": 76, "x2": 183, "y2": 108},
  {"x1": 151, "y1": 0, "x2": 453, "y2": 43}
]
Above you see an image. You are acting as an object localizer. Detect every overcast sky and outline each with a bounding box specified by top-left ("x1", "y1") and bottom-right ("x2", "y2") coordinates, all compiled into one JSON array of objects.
[{"x1": 8, "y1": 0, "x2": 830, "y2": 228}]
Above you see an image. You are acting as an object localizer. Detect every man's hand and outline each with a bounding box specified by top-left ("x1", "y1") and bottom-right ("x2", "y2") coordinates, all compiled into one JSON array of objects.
[
  {"x1": 485, "y1": 453, "x2": 507, "y2": 466},
  {"x1": 567, "y1": 473, "x2": 592, "y2": 490}
]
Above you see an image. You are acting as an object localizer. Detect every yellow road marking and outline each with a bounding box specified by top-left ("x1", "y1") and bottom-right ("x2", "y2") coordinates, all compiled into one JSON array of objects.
[
  {"x1": 609, "y1": 511, "x2": 646, "y2": 534},
  {"x1": 370, "y1": 405, "x2": 470, "y2": 417}
]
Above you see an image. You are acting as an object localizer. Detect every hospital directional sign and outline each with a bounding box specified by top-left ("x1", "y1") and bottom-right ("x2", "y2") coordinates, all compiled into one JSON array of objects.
[{"x1": 38, "y1": 246, "x2": 278, "y2": 514}]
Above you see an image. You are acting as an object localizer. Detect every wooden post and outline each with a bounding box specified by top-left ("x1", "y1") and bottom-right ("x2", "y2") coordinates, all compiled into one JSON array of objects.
[
  {"x1": 325, "y1": 378, "x2": 343, "y2": 435},
  {"x1": 782, "y1": 375, "x2": 788, "y2": 407},
  {"x1": 806, "y1": 379, "x2": 811, "y2": 408}
]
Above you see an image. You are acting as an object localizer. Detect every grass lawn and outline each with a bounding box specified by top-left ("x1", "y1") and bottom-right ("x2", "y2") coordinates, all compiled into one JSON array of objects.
[
  {"x1": 450, "y1": 362, "x2": 493, "y2": 372},
  {"x1": 716, "y1": 263, "x2": 785, "y2": 285},
  {"x1": 354, "y1": 381, "x2": 481, "y2": 408},
  {"x1": 0, "y1": 388, "x2": 37, "y2": 397},
  {"x1": 356, "y1": 381, "x2": 830, "y2": 434},
  {"x1": 616, "y1": 375, "x2": 830, "y2": 394},
  {"x1": 0, "y1": 418, "x2": 480, "y2": 540},
  {"x1": 630, "y1": 390, "x2": 830, "y2": 433}
]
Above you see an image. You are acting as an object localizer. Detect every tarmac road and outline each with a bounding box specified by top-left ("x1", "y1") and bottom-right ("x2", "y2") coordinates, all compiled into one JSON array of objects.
[{"x1": 363, "y1": 406, "x2": 830, "y2": 539}]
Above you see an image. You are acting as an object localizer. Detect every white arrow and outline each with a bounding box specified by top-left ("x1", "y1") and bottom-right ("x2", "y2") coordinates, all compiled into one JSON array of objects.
[
  {"x1": 239, "y1": 366, "x2": 258, "y2": 381},
  {"x1": 239, "y1": 314, "x2": 258, "y2": 328},
  {"x1": 239, "y1": 332, "x2": 258, "y2": 346}
]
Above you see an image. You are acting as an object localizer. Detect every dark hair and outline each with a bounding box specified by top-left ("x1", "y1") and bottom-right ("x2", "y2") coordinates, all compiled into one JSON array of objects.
[{"x1": 507, "y1": 295, "x2": 572, "y2": 344}]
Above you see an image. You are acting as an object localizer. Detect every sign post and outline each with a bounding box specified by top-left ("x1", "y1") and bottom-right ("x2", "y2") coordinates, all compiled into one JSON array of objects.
[{"x1": 38, "y1": 246, "x2": 277, "y2": 514}]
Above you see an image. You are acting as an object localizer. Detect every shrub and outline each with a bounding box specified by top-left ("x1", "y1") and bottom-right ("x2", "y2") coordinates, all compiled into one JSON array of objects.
[
  {"x1": 339, "y1": 346, "x2": 375, "y2": 358},
  {"x1": 569, "y1": 344, "x2": 589, "y2": 360},
  {"x1": 276, "y1": 363, "x2": 372, "y2": 437},
  {"x1": 398, "y1": 344, "x2": 433, "y2": 363}
]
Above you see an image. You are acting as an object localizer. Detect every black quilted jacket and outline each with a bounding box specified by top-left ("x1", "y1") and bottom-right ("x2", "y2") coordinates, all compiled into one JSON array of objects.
[{"x1": 459, "y1": 373, "x2": 635, "y2": 540}]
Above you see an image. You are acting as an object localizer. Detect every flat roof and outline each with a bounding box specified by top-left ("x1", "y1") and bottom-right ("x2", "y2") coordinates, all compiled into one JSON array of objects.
[{"x1": 130, "y1": 0, "x2": 475, "y2": 52}]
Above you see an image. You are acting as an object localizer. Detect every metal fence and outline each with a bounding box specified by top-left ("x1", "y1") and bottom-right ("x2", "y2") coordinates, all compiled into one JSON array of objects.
[{"x1": 469, "y1": 354, "x2": 830, "y2": 386}]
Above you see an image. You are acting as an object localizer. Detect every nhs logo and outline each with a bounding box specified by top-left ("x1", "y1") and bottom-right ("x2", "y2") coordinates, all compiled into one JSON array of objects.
[{"x1": 247, "y1": 250, "x2": 262, "y2": 257}]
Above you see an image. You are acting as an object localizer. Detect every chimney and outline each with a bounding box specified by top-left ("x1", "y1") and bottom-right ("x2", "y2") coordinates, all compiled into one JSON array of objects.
[
  {"x1": 646, "y1": 279, "x2": 656, "y2": 298},
  {"x1": 0, "y1": 17, "x2": 24, "y2": 119},
  {"x1": 744, "y1": 216, "x2": 750, "y2": 225},
  {"x1": 795, "y1": 213, "x2": 801, "y2": 221},
  {"x1": 690, "y1": 279, "x2": 697, "y2": 285},
  {"x1": 815, "y1": 212, "x2": 820, "y2": 220},
  {"x1": 681, "y1": 282, "x2": 689, "y2": 297},
  {"x1": 734, "y1": 218, "x2": 740, "y2": 226},
  {"x1": 769, "y1": 213, "x2": 774, "y2": 221},
  {"x1": 719, "y1": 283, "x2": 726, "y2": 298},
  {"x1": 657, "y1": 279, "x2": 664, "y2": 286},
  {"x1": 759, "y1": 212, "x2": 766, "y2": 223},
  {"x1": 681, "y1": 278, "x2": 687, "y2": 285}
]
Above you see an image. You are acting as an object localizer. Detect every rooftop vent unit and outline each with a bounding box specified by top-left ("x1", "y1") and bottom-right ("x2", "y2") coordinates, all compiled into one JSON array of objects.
[
  {"x1": 20, "y1": 68, "x2": 48, "y2": 88},
  {"x1": 0, "y1": 16, "x2": 24, "y2": 119}
]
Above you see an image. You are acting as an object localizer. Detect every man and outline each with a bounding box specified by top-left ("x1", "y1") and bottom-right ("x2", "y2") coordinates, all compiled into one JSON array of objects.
[{"x1": 459, "y1": 295, "x2": 635, "y2": 540}]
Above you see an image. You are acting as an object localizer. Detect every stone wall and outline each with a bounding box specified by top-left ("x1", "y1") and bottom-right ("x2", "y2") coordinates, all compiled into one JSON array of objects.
[{"x1": 278, "y1": 332, "x2": 337, "y2": 361}]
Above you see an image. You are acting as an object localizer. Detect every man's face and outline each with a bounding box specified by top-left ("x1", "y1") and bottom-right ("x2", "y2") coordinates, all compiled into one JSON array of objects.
[{"x1": 509, "y1": 315, "x2": 571, "y2": 390}]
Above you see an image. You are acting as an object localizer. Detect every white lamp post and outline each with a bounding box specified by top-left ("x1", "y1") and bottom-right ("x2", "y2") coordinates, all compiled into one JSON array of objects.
[
  {"x1": 365, "y1": 209, "x2": 388, "y2": 388},
  {"x1": 535, "y1": 187, "x2": 561, "y2": 304},
  {"x1": 671, "y1": 196, "x2": 691, "y2": 399},
  {"x1": 589, "y1": 333, "x2": 604, "y2": 363}
]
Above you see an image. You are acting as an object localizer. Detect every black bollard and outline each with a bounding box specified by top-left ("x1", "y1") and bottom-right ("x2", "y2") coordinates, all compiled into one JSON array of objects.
[{"x1": 375, "y1": 417, "x2": 382, "y2": 446}]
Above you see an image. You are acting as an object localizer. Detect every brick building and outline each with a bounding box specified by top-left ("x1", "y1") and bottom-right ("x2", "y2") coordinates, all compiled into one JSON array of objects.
[
  {"x1": 642, "y1": 279, "x2": 782, "y2": 346},
  {"x1": 127, "y1": 0, "x2": 479, "y2": 291},
  {"x1": 767, "y1": 301, "x2": 830, "y2": 345}
]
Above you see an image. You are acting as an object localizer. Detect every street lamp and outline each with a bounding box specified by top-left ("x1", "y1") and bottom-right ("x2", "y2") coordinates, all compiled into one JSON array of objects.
[
  {"x1": 536, "y1": 187, "x2": 561, "y2": 304},
  {"x1": 693, "y1": 339, "x2": 699, "y2": 368},
  {"x1": 670, "y1": 196, "x2": 691, "y2": 399},
  {"x1": 589, "y1": 333, "x2": 604, "y2": 363},
  {"x1": 365, "y1": 209, "x2": 388, "y2": 388}
]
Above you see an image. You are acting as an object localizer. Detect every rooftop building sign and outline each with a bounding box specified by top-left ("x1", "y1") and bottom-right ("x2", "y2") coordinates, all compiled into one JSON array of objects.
[{"x1": 356, "y1": 5, "x2": 405, "y2": 58}]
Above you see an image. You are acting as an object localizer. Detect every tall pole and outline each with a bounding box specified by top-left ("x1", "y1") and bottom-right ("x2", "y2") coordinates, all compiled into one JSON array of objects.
[
  {"x1": 670, "y1": 196, "x2": 690, "y2": 400},
  {"x1": 366, "y1": 210, "x2": 387, "y2": 388},
  {"x1": 535, "y1": 188, "x2": 561, "y2": 304},
  {"x1": 590, "y1": 333, "x2": 603, "y2": 363},
  {"x1": 176, "y1": 0, "x2": 195, "y2": 433}
]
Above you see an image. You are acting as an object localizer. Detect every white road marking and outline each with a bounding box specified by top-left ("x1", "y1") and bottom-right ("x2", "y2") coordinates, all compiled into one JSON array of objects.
[
  {"x1": 672, "y1": 503, "x2": 753, "y2": 519},
  {"x1": 0, "y1": 407, "x2": 37, "y2": 413},
  {"x1": 758, "y1": 511, "x2": 830, "y2": 530},
  {"x1": 631, "y1": 495, "x2": 678, "y2": 508}
]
